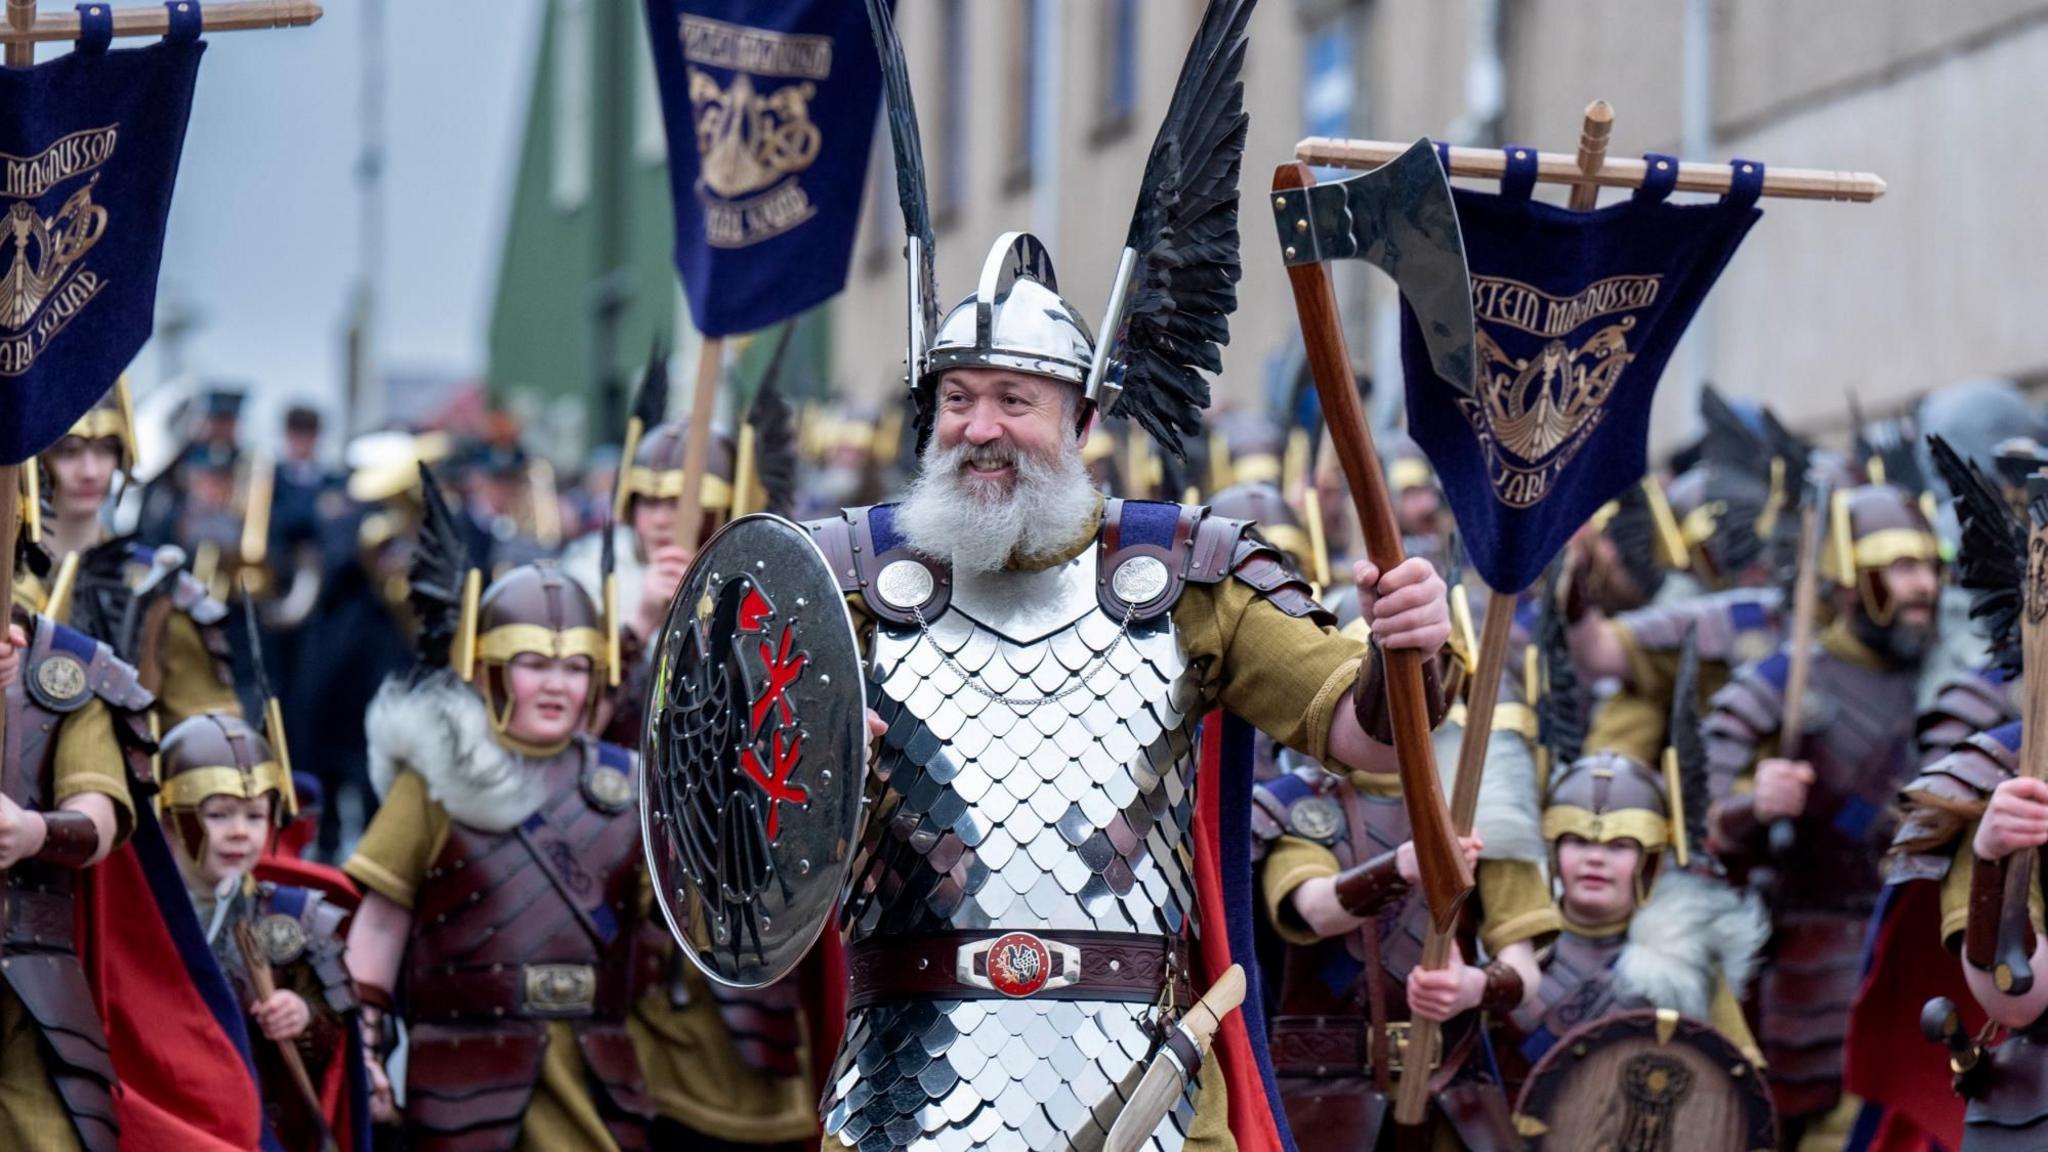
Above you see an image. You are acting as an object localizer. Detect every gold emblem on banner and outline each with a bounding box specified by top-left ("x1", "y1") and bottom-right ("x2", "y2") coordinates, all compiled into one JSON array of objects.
[
  {"x1": 1458, "y1": 273, "x2": 1659, "y2": 508},
  {"x1": 678, "y1": 15, "x2": 827, "y2": 250},
  {"x1": 0, "y1": 125, "x2": 118, "y2": 377}
]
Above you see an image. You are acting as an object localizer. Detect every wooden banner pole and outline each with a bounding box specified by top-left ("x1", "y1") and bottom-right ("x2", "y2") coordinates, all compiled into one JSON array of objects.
[
  {"x1": 1298, "y1": 135, "x2": 1885, "y2": 203},
  {"x1": 0, "y1": 0, "x2": 320, "y2": 43},
  {"x1": 673, "y1": 337, "x2": 725, "y2": 557}
]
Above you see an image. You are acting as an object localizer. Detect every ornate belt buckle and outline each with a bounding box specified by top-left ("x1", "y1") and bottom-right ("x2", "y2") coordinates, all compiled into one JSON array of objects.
[
  {"x1": 522, "y1": 963, "x2": 597, "y2": 1016},
  {"x1": 955, "y1": 932, "x2": 1083, "y2": 998},
  {"x1": 1371, "y1": 1022, "x2": 1444, "y2": 1076}
]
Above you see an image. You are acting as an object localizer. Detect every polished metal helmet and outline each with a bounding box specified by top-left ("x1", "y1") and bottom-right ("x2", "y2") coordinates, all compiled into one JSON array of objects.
[
  {"x1": 159, "y1": 710, "x2": 292, "y2": 860},
  {"x1": 922, "y1": 232, "x2": 1096, "y2": 395},
  {"x1": 1824, "y1": 483, "x2": 1943, "y2": 626},
  {"x1": 459, "y1": 559, "x2": 610, "y2": 744},
  {"x1": 1544, "y1": 750, "x2": 1686, "y2": 904},
  {"x1": 619, "y1": 420, "x2": 736, "y2": 517}
]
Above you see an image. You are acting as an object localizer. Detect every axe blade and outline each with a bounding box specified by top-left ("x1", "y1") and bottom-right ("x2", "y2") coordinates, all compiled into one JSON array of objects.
[{"x1": 1276, "y1": 139, "x2": 1476, "y2": 397}]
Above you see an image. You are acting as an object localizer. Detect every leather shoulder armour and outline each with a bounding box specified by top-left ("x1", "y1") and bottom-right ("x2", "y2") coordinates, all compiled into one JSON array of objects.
[
  {"x1": 1251, "y1": 765, "x2": 1348, "y2": 847},
  {"x1": 259, "y1": 883, "x2": 358, "y2": 1013},
  {"x1": 1097, "y1": 499, "x2": 1334, "y2": 625},
  {"x1": 804, "y1": 504, "x2": 952, "y2": 627},
  {"x1": 1888, "y1": 721, "x2": 2022, "y2": 884},
  {"x1": 583, "y1": 740, "x2": 636, "y2": 814},
  {"x1": 25, "y1": 617, "x2": 154, "y2": 716},
  {"x1": 1916, "y1": 670, "x2": 2019, "y2": 761}
]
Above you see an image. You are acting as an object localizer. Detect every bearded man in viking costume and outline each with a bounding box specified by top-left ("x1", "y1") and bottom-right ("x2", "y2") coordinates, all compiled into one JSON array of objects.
[{"x1": 671, "y1": 5, "x2": 1464, "y2": 1149}]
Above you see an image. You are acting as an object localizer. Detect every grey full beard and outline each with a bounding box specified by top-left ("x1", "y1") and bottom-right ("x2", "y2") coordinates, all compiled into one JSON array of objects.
[{"x1": 897, "y1": 435, "x2": 1098, "y2": 575}]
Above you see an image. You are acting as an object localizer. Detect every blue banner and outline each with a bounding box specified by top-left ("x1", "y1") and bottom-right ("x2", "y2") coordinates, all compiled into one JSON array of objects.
[
  {"x1": 1401, "y1": 147, "x2": 1764, "y2": 591},
  {"x1": 0, "y1": 16, "x2": 203, "y2": 464},
  {"x1": 641, "y1": 0, "x2": 886, "y2": 337}
]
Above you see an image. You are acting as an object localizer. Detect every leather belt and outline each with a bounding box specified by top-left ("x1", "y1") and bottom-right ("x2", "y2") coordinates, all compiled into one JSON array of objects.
[
  {"x1": 847, "y1": 930, "x2": 1191, "y2": 1011},
  {"x1": 1268, "y1": 1015, "x2": 1446, "y2": 1079},
  {"x1": 409, "y1": 962, "x2": 613, "y2": 1021},
  {"x1": 2, "y1": 884, "x2": 75, "y2": 954}
]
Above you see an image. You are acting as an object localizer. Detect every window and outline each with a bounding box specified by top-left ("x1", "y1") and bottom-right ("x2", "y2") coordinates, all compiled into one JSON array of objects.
[
  {"x1": 1002, "y1": 0, "x2": 1039, "y2": 195},
  {"x1": 935, "y1": 0, "x2": 966, "y2": 221},
  {"x1": 1093, "y1": 0, "x2": 1138, "y2": 143},
  {"x1": 551, "y1": 0, "x2": 591, "y2": 212}
]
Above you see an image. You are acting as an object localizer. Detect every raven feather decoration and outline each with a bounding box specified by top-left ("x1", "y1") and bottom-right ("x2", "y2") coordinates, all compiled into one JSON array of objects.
[
  {"x1": 410, "y1": 462, "x2": 473, "y2": 678},
  {"x1": 863, "y1": 0, "x2": 939, "y2": 444},
  {"x1": 747, "y1": 324, "x2": 800, "y2": 518},
  {"x1": 631, "y1": 340, "x2": 671, "y2": 434},
  {"x1": 1928, "y1": 433, "x2": 2026, "y2": 678},
  {"x1": 1101, "y1": 0, "x2": 1257, "y2": 459},
  {"x1": 1536, "y1": 571, "x2": 1585, "y2": 774},
  {"x1": 66, "y1": 536, "x2": 138, "y2": 658},
  {"x1": 1670, "y1": 625, "x2": 1712, "y2": 870}
]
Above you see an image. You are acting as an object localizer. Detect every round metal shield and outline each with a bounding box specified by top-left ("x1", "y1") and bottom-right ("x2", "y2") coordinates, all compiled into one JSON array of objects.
[
  {"x1": 640, "y1": 514, "x2": 867, "y2": 988},
  {"x1": 1513, "y1": 1009, "x2": 1776, "y2": 1152}
]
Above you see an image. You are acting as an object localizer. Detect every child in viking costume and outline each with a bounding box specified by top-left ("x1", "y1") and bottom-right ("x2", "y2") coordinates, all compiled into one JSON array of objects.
[
  {"x1": 31, "y1": 381, "x2": 241, "y2": 728},
  {"x1": 0, "y1": 533, "x2": 152, "y2": 1152},
  {"x1": 1500, "y1": 749, "x2": 1765, "y2": 1088},
  {"x1": 158, "y1": 709, "x2": 357, "y2": 1149},
  {"x1": 342, "y1": 468, "x2": 654, "y2": 1151}
]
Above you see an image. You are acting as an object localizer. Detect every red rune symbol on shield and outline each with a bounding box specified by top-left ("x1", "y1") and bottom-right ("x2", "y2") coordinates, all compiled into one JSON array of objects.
[
  {"x1": 736, "y1": 586, "x2": 810, "y2": 841},
  {"x1": 986, "y1": 932, "x2": 1053, "y2": 997}
]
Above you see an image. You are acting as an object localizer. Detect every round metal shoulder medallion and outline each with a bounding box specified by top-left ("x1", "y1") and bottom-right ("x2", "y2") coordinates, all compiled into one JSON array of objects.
[
  {"x1": 1111, "y1": 555, "x2": 1170, "y2": 605},
  {"x1": 255, "y1": 913, "x2": 308, "y2": 965},
  {"x1": 1288, "y1": 795, "x2": 1343, "y2": 843},
  {"x1": 34, "y1": 654, "x2": 87, "y2": 704},
  {"x1": 584, "y1": 765, "x2": 632, "y2": 812},
  {"x1": 873, "y1": 559, "x2": 934, "y2": 610}
]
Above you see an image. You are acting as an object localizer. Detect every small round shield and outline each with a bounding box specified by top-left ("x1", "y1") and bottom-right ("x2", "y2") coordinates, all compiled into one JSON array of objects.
[
  {"x1": 1513, "y1": 1008, "x2": 1776, "y2": 1152},
  {"x1": 641, "y1": 514, "x2": 867, "y2": 988}
]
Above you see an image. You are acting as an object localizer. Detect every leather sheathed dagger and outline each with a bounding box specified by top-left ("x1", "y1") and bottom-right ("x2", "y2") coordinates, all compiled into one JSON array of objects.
[
  {"x1": 1272, "y1": 150, "x2": 1474, "y2": 935},
  {"x1": 1101, "y1": 964, "x2": 1247, "y2": 1152}
]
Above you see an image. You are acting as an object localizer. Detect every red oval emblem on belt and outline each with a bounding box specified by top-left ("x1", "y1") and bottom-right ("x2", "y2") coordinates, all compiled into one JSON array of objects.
[{"x1": 985, "y1": 932, "x2": 1053, "y2": 997}]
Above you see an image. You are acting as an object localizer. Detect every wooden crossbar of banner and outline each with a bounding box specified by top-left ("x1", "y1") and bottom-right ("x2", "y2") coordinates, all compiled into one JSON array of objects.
[
  {"x1": 0, "y1": 0, "x2": 319, "y2": 47},
  {"x1": 1298, "y1": 131, "x2": 1886, "y2": 203}
]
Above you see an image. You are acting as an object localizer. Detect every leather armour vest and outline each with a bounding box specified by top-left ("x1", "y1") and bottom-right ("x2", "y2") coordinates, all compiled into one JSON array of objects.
[
  {"x1": 1705, "y1": 640, "x2": 1921, "y2": 1119},
  {"x1": 3, "y1": 618, "x2": 151, "y2": 1152},
  {"x1": 401, "y1": 738, "x2": 653, "y2": 1152}
]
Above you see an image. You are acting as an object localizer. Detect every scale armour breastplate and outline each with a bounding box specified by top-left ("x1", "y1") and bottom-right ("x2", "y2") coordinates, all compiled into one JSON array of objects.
[{"x1": 824, "y1": 547, "x2": 1209, "y2": 1152}]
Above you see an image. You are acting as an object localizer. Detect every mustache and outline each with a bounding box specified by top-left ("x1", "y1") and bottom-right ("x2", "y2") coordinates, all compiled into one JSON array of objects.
[{"x1": 947, "y1": 440, "x2": 1020, "y2": 471}]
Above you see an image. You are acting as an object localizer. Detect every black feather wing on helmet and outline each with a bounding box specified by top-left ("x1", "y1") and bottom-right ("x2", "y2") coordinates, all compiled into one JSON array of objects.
[
  {"x1": 1103, "y1": 0, "x2": 1256, "y2": 459},
  {"x1": 410, "y1": 462, "x2": 473, "y2": 678},
  {"x1": 631, "y1": 340, "x2": 671, "y2": 434},
  {"x1": 864, "y1": 0, "x2": 939, "y2": 452},
  {"x1": 1929, "y1": 433, "x2": 2026, "y2": 678},
  {"x1": 748, "y1": 323, "x2": 801, "y2": 517},
  {"x1": 1670, "y1": 625, "x2": 1713, "y2": 869},
  {"x1": 1536, "y1": 572, "x2": 1585, "y2": 773}
]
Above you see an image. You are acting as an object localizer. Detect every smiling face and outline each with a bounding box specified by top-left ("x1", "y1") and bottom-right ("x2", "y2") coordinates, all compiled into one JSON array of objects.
[
  {"x1": 1557, "y1": 835, "x2": 1642, "y2": 926},
  {"x1": 43, "y1": 435, "x2": 120, "y2": 517},
  {"x1": 931, "y1": 367, "x2": 1078, "y2": 500},
  {"x1": 189, "y1": 793, "x2": 275, "y2": 887},
  {"x1": 504, "y1": 652, "x2": 594, "y2": 749}
]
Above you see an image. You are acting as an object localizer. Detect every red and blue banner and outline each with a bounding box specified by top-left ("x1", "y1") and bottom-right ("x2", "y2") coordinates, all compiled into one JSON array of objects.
[
  {"x1": 1400, "y1": 147, "x2": 1763, "y2": 592},
  {"x1": 0, "y1": 7, "x2": 203, "y2": 464},
  {"x1": 640, "y1": 0, "x2": 887, "y2": 337}
]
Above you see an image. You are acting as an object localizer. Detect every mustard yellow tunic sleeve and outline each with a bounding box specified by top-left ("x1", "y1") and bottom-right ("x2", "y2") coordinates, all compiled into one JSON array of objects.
[
  {"x1": 153, "y1": 610, "x2": 242, "y2": 730},
  {"x1": 1174, "y1": 579, "x2": 1366, "y2": 765},
  {"x1": 51, "y1": 697, "x2": 136, "y2": 846},
  {"x1": 341, "y1": 771, "x2": 450, "y2": 911},
  {"x1": 1476, "y1": 858, "x2": 1560, "y2": 953}
]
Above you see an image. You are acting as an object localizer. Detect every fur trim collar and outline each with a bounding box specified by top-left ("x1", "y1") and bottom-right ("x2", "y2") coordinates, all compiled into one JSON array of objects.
[
  {"x1": 1612, "y1": 866, "x2": 1769, "y2": 1019},
  {"x1": 365, "y1": 671, "x2": 550, "y2": 833}
]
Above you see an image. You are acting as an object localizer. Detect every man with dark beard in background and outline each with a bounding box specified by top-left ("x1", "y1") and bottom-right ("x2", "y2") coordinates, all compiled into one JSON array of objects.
[{"x1": 1700, "y1": 483, "x2": 1945, "y2": 1151}]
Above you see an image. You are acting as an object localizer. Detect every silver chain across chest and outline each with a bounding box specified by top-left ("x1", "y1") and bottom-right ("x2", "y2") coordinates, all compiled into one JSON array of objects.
[{"x1": 908, "y1": 602, "x2": 1136, "y2": 710}]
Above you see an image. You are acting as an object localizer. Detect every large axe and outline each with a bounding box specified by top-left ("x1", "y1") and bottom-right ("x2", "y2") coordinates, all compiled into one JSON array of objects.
[
  {"x1": 1273, "y1": 141, "x2": 1479, "y2": 1127},
  {"x1": 1272, "y1": 144, "x2": 1475, "y2": 923}
]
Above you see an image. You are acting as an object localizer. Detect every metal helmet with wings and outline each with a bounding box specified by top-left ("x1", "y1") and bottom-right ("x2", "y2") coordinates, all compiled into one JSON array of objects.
[{"x1": 864, "y1": 0, "x2": 1255, "y2": 457}]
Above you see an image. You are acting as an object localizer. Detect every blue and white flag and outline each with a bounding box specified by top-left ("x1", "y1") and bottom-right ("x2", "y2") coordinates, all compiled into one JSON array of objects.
[
  {"x1": 641, "y1": 0, "x2": 887, "y2": 337},
  {"x1": 1401, "y1": 147, "x2": 1765, "y2": 591},
  {"x1": 0, "y1": 9, "x2": 203, "y2": 464}
]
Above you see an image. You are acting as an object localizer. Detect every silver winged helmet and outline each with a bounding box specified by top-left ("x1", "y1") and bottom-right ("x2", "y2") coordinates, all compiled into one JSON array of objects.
[{"x1": 865, "y1": 0, "x2": 1257, "y2": 457}]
